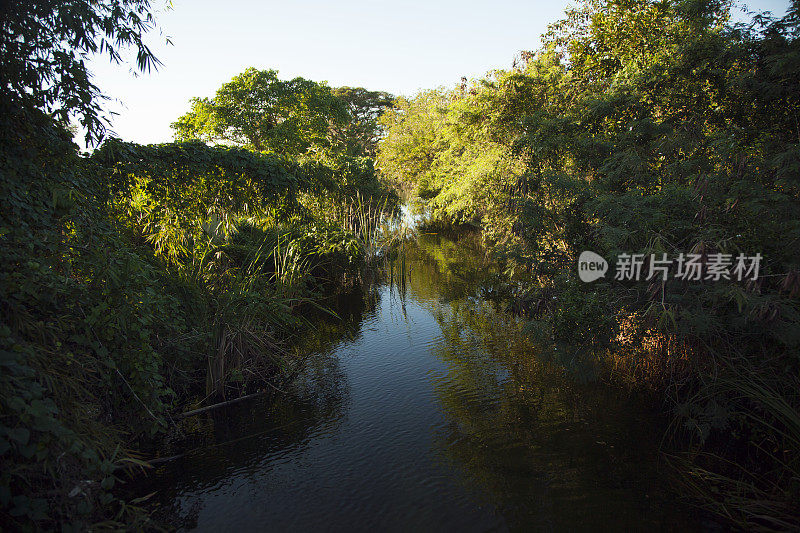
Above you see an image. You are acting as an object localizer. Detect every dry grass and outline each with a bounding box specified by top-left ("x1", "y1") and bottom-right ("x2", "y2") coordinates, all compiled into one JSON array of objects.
[{"x1": 207, "y1": 324, "x2": 295, "y2": 399}]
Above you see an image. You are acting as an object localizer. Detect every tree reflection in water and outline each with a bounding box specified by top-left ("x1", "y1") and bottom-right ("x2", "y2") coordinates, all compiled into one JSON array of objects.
[{"x1": 139, "y1": 233, "x2": 707, "y2": 531}]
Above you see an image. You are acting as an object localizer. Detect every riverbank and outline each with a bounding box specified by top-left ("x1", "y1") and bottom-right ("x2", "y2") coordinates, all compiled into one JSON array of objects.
[
  {"x1": 0, "y1": 104, "x2": 399, "y2": 529},
  {"x1": 376, "y1": 1, "x2": 800, "y2": 525}
]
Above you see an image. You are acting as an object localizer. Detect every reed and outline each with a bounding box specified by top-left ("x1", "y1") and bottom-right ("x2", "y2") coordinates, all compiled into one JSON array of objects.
[{"x1": 665, "y1": 352, "x2": 800, "y2": 531}]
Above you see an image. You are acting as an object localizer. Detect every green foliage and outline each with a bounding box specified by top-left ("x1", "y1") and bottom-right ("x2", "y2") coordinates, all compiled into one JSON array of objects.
[
  {"x1": 0, "y1": 102, "x2": 384, "y2": 527},
  {"x1": 331, "y1": 87, "x2": 395, "y2": 157},
  {"x1": 1, "y1": 29, "x2": 398, "y2": 533},
  {"x1": 0, "y1": 0, "x2": 404, "y2": 527},
  {"x1": 172, "y1": 67, "x2": 347, "y2": 155},
  {"x1": 376, "y1": 90, "x2": 451, "y2": 198},
  {"x1": 0, "y1": 104, "x2": 175, "y2": 528},
  {"x1": 171, "y1": 69, "x2": 395, "y2": 162},
  {"x1": 379, "y1": 0, "x2": 800, "y2": 527},
  {"x1": 167, "y1": 69, "x2": 401, "y2": 240},
  {"x1": 95, "y1": 139, "x2": 304, "y2": 261},
  {"x1": 0, "y1": 0, "x2": 166, "y2": 145}
]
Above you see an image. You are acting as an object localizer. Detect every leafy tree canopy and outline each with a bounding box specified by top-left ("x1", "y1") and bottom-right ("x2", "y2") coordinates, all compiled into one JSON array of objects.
[
  {"x1": 330, "y1": 87, "x2": 394, "y2": 157},
  {"x1": 171, "y1": 67, "x2": 348, "y2": 155},
  {"x1": 376, "y1": 90, "x2": 451, "y2": 198}
]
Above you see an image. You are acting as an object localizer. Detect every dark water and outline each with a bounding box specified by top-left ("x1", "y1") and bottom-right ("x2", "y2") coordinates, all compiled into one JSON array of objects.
[{"x1": 143, "y1": 234, "x2": 706, "y2": 531}]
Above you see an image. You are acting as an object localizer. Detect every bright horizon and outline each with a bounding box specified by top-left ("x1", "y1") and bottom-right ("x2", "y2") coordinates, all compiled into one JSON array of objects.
[{"x1": 87, "y1": 0, "x2": 792, "y2": 147}]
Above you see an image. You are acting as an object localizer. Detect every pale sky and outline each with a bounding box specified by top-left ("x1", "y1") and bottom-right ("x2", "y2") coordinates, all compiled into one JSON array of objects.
[{"x1": 87, "y1": 0, "x2": 792, "y2": 146}]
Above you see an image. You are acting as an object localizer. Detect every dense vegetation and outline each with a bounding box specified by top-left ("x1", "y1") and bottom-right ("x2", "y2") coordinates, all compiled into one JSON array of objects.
[
  {"x1": 3, "y1": 0, "x2": 799, "y2": 529},
  {"x1": 0, "y1": 1, "x2": 398, "y2": 529},
  {"x1": 378, "y1": 0, "x2": 800, "y2": 528}
]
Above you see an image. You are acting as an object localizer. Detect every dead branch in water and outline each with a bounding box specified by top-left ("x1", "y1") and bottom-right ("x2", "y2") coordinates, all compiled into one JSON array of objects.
[{"x1": 175, "y1": 390, "x2": 269, "y2": 420}]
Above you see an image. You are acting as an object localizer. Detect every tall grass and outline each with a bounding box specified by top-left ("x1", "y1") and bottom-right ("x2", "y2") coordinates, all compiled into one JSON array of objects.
[
  {"x1": 338, "y1": 192, "x2": 414, "y2": 262},
  {"x1": 665, "y1": 351, "x2": 800, "y2": 531},
  {"x1": 199, "y1": 221, "x2": 322, "y2": 398}
]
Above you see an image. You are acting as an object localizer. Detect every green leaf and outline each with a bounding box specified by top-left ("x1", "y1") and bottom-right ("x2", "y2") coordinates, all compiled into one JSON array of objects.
[{"x1": 8, "y1": 428, "x2": 30, "y2": 445}]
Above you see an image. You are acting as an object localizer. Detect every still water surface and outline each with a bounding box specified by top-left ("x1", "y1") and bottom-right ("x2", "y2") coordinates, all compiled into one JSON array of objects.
[{"x1": 144, "y1": 234, "x2": 706, "y2": 531}]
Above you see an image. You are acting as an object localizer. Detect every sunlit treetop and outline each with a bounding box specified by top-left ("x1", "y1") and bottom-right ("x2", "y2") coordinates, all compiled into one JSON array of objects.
[{"x1": 171, "y1": 68, "x2": 348, "y2": 156}]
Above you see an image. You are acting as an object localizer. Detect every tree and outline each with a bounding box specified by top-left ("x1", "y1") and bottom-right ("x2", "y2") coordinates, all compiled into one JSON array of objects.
[
  {"x1": 0, "y1": 0, "x2": 166, "y2": 145},
  {"x1": 376, "y1": 90, "x2": 450, "y2": 197},
  {"x1": 377, "y1": 0, "x2": 800, "y2": 526},
  {"x1": 172, "y1": 68, "x2": 347, "y2": 155},
  {"x1": 330, "y1": 87, "x2": 394, "y2": 157}
]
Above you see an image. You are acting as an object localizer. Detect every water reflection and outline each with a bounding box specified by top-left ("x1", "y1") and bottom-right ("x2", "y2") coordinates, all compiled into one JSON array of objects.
[
  {"x1": 426, "y1": 301, "x2": 688, "y2": 530},
  {"x1": 140, "y1": 233, "x2": 708, "y2": 531}
]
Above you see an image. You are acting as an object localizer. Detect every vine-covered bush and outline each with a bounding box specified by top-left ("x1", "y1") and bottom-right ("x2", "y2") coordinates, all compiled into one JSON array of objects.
[
  {"x1": 0, "y1": 105, "x2": 184, "y2": 527},
  {"x1": 0, "y1": 105, "x2": 380, "y2": 528}
]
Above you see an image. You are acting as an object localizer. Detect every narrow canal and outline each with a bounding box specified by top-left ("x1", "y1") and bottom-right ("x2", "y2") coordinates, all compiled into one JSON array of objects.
[{"x1": 143, "y1": 233, "x2": 706, "y2": 531}]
